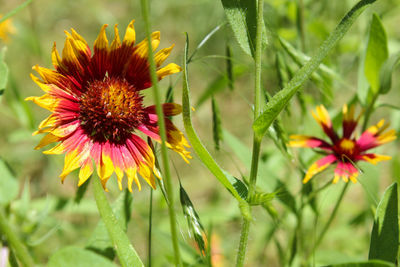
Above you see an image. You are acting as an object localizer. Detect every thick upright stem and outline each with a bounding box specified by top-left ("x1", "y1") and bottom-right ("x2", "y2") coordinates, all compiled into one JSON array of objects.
[
  {"x1": 236, "y1": 0, "x2": 264, "y2": 266},
  {"x1": 140, "y1": 1, "x2": 182, "y2": 265},
  {"x1": 0, "y1": 208, "x2": 35, "y2": 267},
  {"x1": 92, "y1": 177, "x2": 143, "y2": 267}
]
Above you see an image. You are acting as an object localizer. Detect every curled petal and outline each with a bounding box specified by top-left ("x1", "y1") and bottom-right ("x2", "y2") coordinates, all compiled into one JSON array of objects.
[
  {"x1": 110, "y1": 24, "x2": 121, "y2": 51},
  {"x1": 144, "y1": 103, "x2": 183, "y2": 117},
  {"x1": 123, "y1": 20, "x2": 136, "y2": 46},
  {"x1": 156, "y1": 63, "x2": 182, "y2": 80},
  {"x1": 154, "y1": 44, "x2": 174, "y2": 67},
  {"x1": 134, "y1": 31, "x2": 160, "y2": 58}
]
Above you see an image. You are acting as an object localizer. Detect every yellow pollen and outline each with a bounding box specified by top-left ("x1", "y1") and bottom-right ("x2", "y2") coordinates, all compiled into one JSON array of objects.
[{"x1": 339, "y1": 138, "x2": 355, "y2": 151}]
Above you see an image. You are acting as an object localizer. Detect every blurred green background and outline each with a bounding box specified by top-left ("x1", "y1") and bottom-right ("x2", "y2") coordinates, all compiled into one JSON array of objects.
[{"x1": 1, "y1": 0, "x2": 400, "y2": 266}]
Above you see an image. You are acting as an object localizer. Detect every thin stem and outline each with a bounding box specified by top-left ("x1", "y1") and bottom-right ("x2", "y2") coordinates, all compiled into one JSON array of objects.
[
  {"x1": 0, "y1": 0, "x2": 33, "y2": 24},
  {"x1": 148, "y1": 189, "x2": 153, "y2": 267},
  {"x1": 297, "y1": 0, "x2": 306, "y2": 51},
  {"x1": 236, "y1": 0, "x2": 264, "y2": 266},
  {"x1": 362, "y1": 92, "x2": 379, "y2": 131},
  {"x1": 309, "y1": 182, "x2": 350, "y2": 258},
  {"x1": 140, "y1": 1, "x2": 182, "y2": 266},
  {"x1": 0, "y1": 208, "x2": 35, "y2": 267},
  {"x1": 92, "y1": 177, "x2": 144, "y2": 267}
]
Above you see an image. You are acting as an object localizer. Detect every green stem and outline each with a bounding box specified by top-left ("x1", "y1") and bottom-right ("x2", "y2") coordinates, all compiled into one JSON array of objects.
[
  {"x1": 309, "y1": 182, "x2": 350, "y2": 258},
  {"x1": 140, "y1": 1, "x2": 182, "y2": 266},
  {"x1": 236, "y1": 0, "x2": 264, "y2": 266},
  {"x1": 0, "y1": 0, "x2": 33, "y2": 24},
  {"x1": 92, "y1": 177, "x2": 144, "y2": 267},
  {"x1": 297, "y1": 0, "x2": 306, "y2": 51},
  {"x1": 148, "y1": 189, "x2": 153, "y2": 267},
  {"x1": 361, "y1": 92, "x2": 379, "y2": 132},
  {"x1": 0, "y1": 208, "x2": 35, "y2": 267}
]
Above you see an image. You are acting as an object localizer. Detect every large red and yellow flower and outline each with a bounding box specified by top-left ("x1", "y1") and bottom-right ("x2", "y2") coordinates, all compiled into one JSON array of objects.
[
  {"x1": 27, "y1": 21, "x2": 191, "y2": 191},
  {"x1": 290, "y1": 105, "x2": 396, "y2": 184}
]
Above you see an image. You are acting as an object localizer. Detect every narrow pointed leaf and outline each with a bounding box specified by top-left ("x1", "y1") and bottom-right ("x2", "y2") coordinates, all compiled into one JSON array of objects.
[
  {"x1": 165, "y1": 84, "x2": 174, "y2": 103},
  {"x1": 368, "y1": 182, "x2": 398, "y2": 263},
  {"x1": 364, "y1": 14, "x2": 388, "y2": 94},
  {"x1": 253, "y1": 0, "x2": 378, "y2": 139}
]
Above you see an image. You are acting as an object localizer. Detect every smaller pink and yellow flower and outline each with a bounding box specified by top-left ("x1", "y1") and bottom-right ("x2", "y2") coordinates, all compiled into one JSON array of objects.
[{"x1": 290, "y1": 105, "x2": 396, "y2": 184}]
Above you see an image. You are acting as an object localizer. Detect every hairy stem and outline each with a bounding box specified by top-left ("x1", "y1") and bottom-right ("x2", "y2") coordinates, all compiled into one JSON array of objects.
[{"x1": 236, "y1": 0, "x2": 264, "y2": 266}]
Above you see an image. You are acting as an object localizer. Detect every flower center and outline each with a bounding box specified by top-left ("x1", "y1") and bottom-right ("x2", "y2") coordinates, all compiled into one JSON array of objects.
[
  {"x1": 334, "y1": 138, "x2": 357, "y2": 161},
  {"x1": 79, "y1": 77, "x2": 144, "y2": 143},
  {"x1": 339, "y1": 138, "x2": 355, "y2": 151}
]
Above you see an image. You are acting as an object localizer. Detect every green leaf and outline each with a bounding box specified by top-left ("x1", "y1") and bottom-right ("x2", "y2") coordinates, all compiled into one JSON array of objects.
[
  {"x1": 227, "y1": 174, "x2": 248, "y2": 200},
  {"x1": 182, "y1": 33, "x2": 245, "y2": 203},
  {"x1": 326, "y1": 259, "x2": 395, "y2": 267},
  {"x1": 379, "y1": 52, "x2": 400, "y2": 94},
  {"x1": 221, "y1": 0, "x2": 267, "y2": 57},
  {"x1": 179, "y1": 184, "x2": 208, "y2": 259},
  {"x1": 0, "y1": 47, "x2": 9, "y2": 95},
  {"x1": 211, "y1": 96, "x2": 223, "y2": 150},
  {"x1": 165, "y1": 84, "x2": 174, "y2": 103},
  {"x1": 253, "y1": 0, "x2": 377, "y2": 139},
  {"x1": 275, "y1": 180, "x2": 297, "y2": 214},
  {"x1": 74, "y1": 179, "x2": 89, "y2": 204},
  {"x1": 86, "y1": 190, "x2": 133, "y2": 260},
  {"x1": 368, "y1": 182, "x2": 398, "y2": 263},
  {"x1": 48, "y1": 246, "x2": 117, "y2": 267},
  {"x1": 0, "y1": 158, "x2": 18, "y2": 205},
  {"x1": 364, "y1": 14, "x2": 388, "y2": 94}
]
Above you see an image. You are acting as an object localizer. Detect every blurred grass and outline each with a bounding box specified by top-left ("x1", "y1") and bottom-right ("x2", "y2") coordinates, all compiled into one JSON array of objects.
[{"x1": 0, "y1": 0, "x2": 399, "y2": 266}]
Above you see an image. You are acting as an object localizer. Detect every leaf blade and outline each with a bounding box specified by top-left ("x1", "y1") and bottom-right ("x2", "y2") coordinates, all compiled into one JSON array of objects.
[
  {"x1": 368, "y1": 182, "x2": 399, "y2": 263},
  {"x1": 221, "y1": 0, "x2": 267, "y2": 57},
  {"x1": 364, "y1": 13, "x2": 388, "y2": 94}
]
